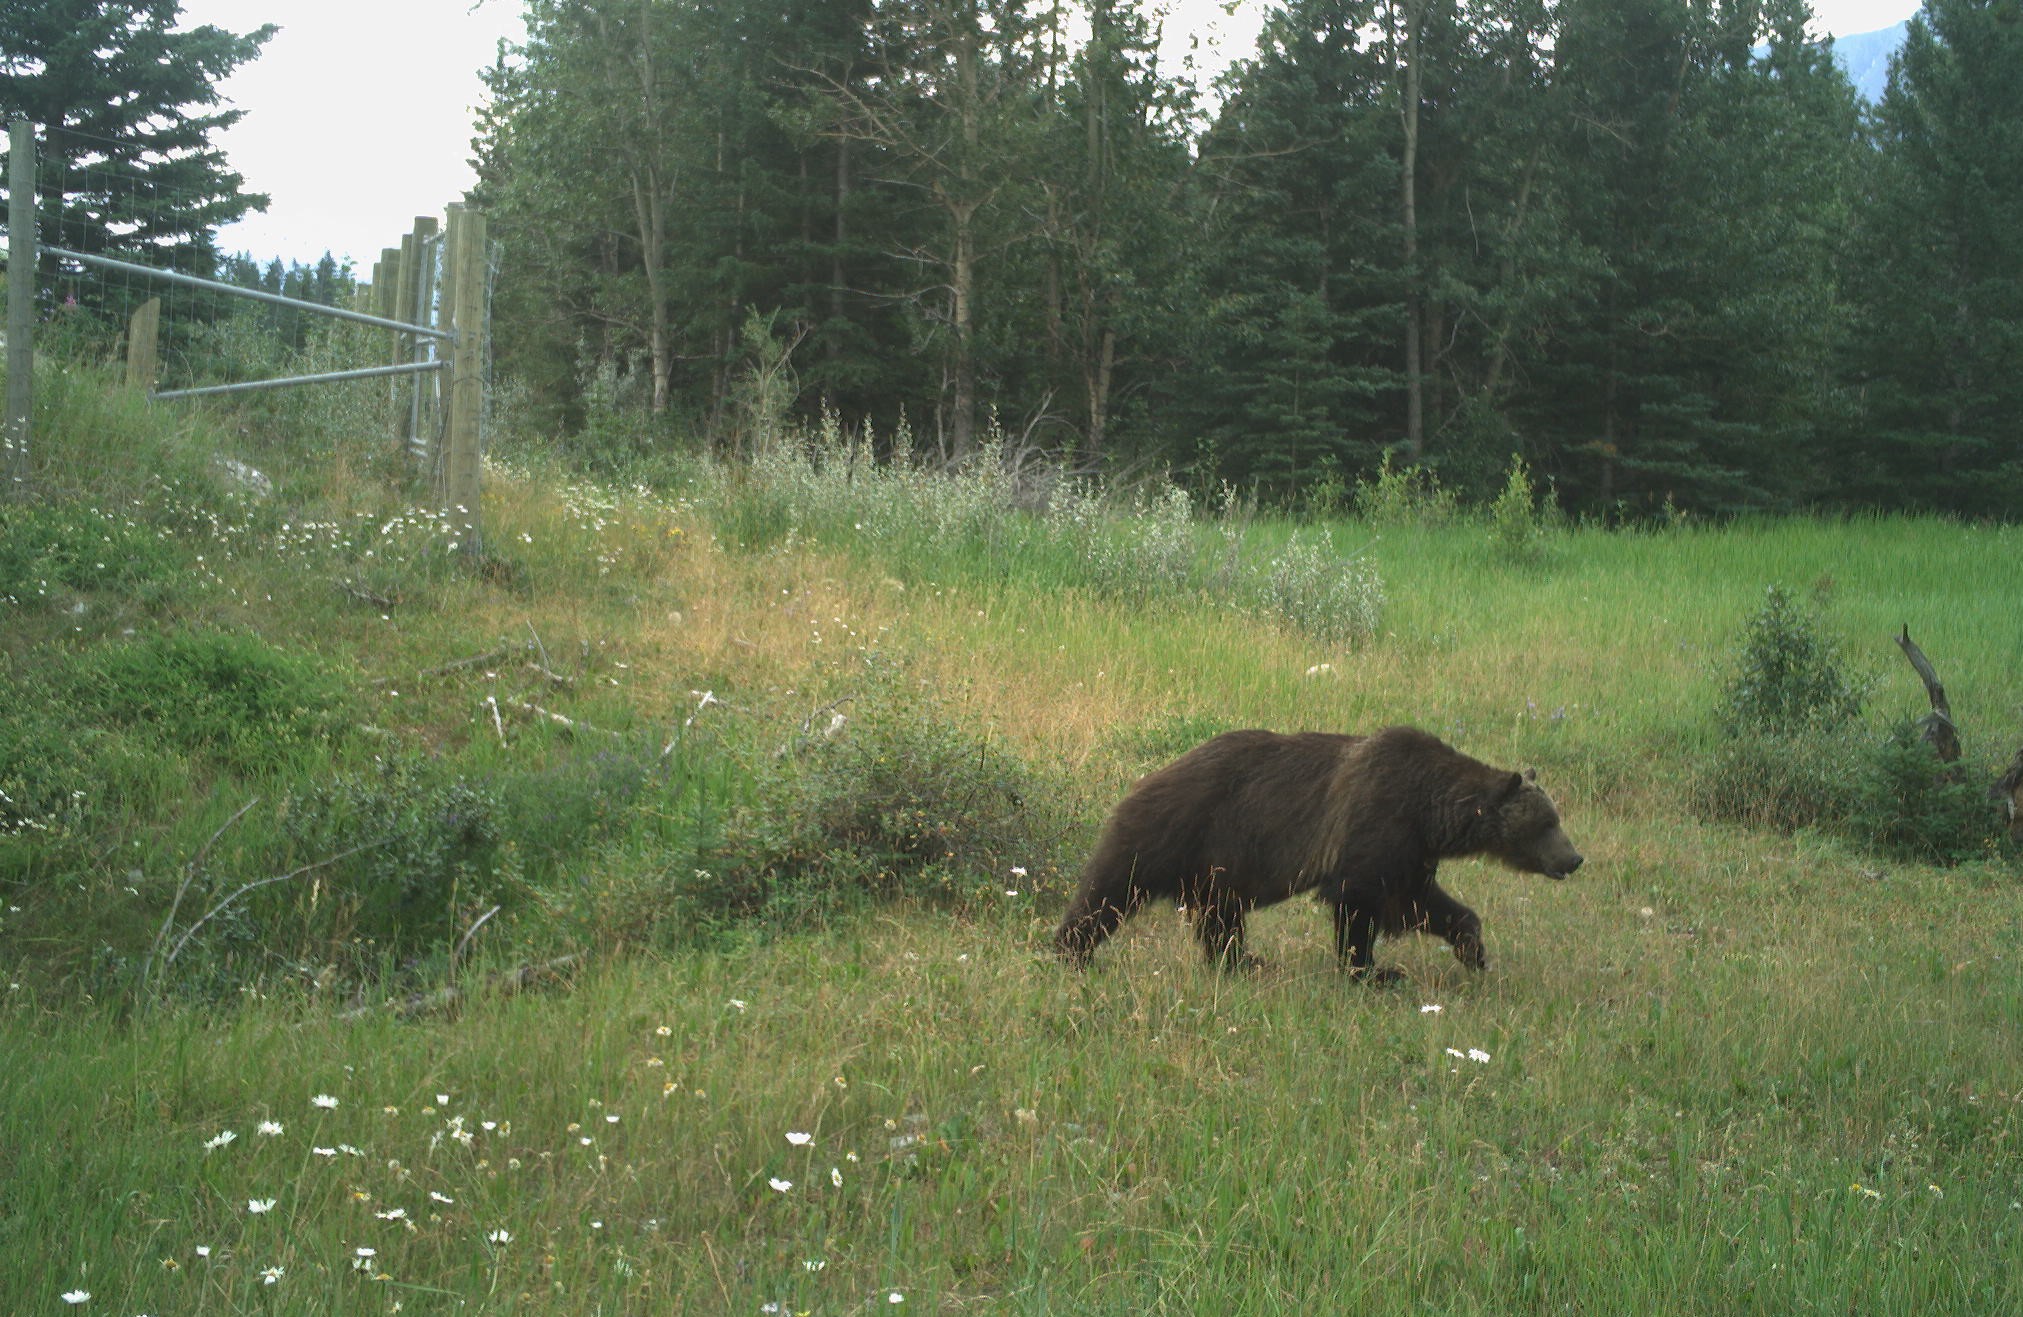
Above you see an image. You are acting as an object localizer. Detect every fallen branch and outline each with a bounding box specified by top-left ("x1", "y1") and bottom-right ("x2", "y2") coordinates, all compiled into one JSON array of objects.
[
  {"x1": 144, "y1": 795, "x2": 260, "y2": 991},
  {"x1": 504, "y1": 697, "x2": 624, "y2": 740},
  {"x1": 525, "y1": 661, "x2": 574, "y2": 688},
  {"x1": 163, "y1": 838, "x2": 391, "y2": 969},
  {"x1": 371, "y1": 645, "x2": 510, "y2": 687},
  {"x1": 451, "y1": 903, "x2": 503, "y2": 970}
]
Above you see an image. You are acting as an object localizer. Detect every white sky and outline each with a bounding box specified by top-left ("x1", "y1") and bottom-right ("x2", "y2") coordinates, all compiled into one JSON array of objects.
[{"x1": 182, "y1": 0, "x2": 1926, "y2": 269}]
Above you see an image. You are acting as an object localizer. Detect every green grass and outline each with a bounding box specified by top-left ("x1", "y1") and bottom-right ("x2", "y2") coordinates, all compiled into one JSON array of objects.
[{"x1": 1, "y1": 360, "x2": 2020, "y2": 1311}]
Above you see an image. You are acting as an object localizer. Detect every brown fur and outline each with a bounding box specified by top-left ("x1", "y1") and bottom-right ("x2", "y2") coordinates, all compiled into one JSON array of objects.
[{"x1": 1054, "y1": 726, "x2": 1583, "y2": 978}]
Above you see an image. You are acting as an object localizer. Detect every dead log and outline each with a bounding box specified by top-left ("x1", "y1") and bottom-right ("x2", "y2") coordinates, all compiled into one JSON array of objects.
[{"x1": 1895, "y1": 625, "x2": 1963, "y2": 769}]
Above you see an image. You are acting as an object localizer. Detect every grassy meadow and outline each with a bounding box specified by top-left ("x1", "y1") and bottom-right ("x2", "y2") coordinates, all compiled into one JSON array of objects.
[{"x1": 1, "y1": 365, "x2": 2020, "y2": 1313}]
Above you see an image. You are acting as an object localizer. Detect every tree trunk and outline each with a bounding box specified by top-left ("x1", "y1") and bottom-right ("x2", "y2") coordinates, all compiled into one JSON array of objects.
[
  {"x1": 949, "y1": 197, "x2": 978, "y2": 461},
  {"x1": 1399, "y1": 0, "x2": 1424, "y2": 463}
]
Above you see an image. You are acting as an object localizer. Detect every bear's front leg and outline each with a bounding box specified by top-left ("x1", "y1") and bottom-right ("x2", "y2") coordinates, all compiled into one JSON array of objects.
[{"x1": 1415, "y1": 883, "x2": 1487, "y2": 972}]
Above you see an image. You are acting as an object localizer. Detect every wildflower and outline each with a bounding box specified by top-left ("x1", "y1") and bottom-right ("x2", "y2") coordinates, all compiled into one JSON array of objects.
[
  {"x1": 1852, "y1": 1184, "x2": 1882, "y2": 1201},
  {"x1": 655, "y1": 1025, "x2": 672, "y2": 1037},
  {"x1": 352, "y1": 1247, "x2": 377, "y2": 1271},
  {"x1": 1468, "y1": 1049, "x2": 1492, "y2": 1064},
  {"x1": 729, "y1": 999, "x2": 748, "y2": 1012},
  {"x1": 1010, "y1": 866, "x2": 1027, "y2": 878},
  {"x1": 60, "y1": 1290, "x2": 89, "y2": 1305},
  {"x1": 429, "y1": 1191, "x2": 454, "y2": 1205},
  {"x1": 786, "y1": 1132, "x2": 812, "y2": 1146},
  {"x1": 1420, "y1": 1004, "x2": 1442, "y2": 1014},
  {"x1": 312, "y1": 1147, "x2": 337, "y2": 1157},
  {"x1": 375, "y1": 1208, "x2": 408, "y2": 1221},
  {"x1": 769, "y1": 1178, "x2": 793, "y2": 1193},
  {"x1": 831, "y1": 1166, "x2": 844, "y2": 1187},
  {"x1": 194, "y1": 1247, "x2": 211, "y2": 1258},
  {"x1": 312, "y1": 1094, "x2": 339, "y2": 1109},
  {"x1": 203, "y1": 1130, "x2": 237, "y2": 1152},
  {"x1": 487, "y1": 1229, "x2": 512, "y2": 1245},
  {"x1": 890, "y1": 1293, "x2": 905, "y2": 1304},
  {"x1": 804, "y1": 1259, "x2": 827, "y2": 1272},
  {"x1": 247, "y1": 1198, "x2": 277, "y2": 1214},
  {"x1": 260, "y1": 1266, "x2": 284, "y2": 1284},
  {"x1": 257, "y1": 1120, "x2": 284, "y2": 1137}
]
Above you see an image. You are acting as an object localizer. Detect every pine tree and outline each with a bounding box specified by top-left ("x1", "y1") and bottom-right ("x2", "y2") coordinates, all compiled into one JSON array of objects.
[
  {"x1": 1177, "y1": 0, "x2": 1402, "y2": 494},
  {"x1": 0, "y1": 0, "x2": 274, "y2": 281},
  {"x1": 1840, "y1": 0, "x2": 2023, "y2": 513}
]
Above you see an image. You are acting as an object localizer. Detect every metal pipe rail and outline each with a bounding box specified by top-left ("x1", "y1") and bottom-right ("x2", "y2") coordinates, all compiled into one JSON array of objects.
[
  {"x1": 41, "y1": 244, "x2": 455, "y2": 340},
  {"x1": 152, "y1": 359, "x2": 447, "y2": 400}
]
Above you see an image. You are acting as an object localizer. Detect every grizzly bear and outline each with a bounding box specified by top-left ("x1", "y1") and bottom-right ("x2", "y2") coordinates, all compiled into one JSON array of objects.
[{"x1": 1054, "y1": 725, "x2": 1583, "y2": 979}]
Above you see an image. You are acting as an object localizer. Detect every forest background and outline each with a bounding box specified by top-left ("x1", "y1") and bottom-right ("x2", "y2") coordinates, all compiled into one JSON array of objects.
[{"x1": 462, "y1": 0, "x2": 2019, "y2": 519}]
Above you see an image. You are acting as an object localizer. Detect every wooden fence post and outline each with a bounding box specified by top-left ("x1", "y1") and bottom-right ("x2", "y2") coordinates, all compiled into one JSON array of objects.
[
  {"x1": 126, "y1": 296, "x2": 161, "y2": 393},
  {"x1": 5, "y1": 119, "x2": 35, "y2": 494},
  {"x1": 401, "y1": 215, "x2": 437, "y2": 458},
  {"x1": 443, "y1": 203, "x2": 486, "y2": 555}
]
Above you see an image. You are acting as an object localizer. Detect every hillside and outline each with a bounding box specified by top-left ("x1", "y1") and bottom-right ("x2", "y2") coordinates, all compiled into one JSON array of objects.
[
  {"x1": 2, "y1": 371, "x2": 2020, "y2": 1312},
  {"x1": 1834, "y1": 21, "x2": 1910, "y2": 100}
]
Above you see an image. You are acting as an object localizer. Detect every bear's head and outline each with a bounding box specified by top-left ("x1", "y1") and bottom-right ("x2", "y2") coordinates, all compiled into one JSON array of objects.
[{"x1": 1483, "y1": 769, "x2": 1584, "y2": 879}]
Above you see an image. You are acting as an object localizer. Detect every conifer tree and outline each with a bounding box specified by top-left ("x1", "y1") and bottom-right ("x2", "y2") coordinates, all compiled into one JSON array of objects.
[
  {"x1": 0, "y1": 0, "x2": 274, "y2": 279},
  {"x1": 1840, "y1": 0, "x2": 2023, "y2": 513}
]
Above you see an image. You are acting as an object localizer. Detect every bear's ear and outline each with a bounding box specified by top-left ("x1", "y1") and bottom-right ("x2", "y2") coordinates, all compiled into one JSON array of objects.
[
  {"x1": 1523, "y1": 767, "x2": 1538, "y2": 784},
  {"x1": 1501, "y1": 771, "x2": 1525, "y2": 800}
]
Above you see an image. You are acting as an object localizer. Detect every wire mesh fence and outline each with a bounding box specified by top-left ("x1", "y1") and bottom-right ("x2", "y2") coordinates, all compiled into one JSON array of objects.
[{"x1": 3, "y1": 119, "x2": 489, "y2": 545}]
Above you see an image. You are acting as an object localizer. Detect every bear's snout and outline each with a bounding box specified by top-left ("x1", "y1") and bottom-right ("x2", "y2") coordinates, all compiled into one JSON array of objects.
[{"x1": 1533, "y1": 828, "x2": 1583, "y2": 879}]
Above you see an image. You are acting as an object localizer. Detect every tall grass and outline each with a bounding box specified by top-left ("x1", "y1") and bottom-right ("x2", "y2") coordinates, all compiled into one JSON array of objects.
[{"x1": 1, "y1": 362, "x2": 2019, "y2": 1310}]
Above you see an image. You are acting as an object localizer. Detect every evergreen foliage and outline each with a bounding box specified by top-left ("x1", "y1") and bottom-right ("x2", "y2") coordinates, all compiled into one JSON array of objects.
[
  {"x1": 442, "y1": 0, "x2": 2015, "y2": 518},
  {"x1": 0, "y1": 0, "x2": 275, "y2": 283}
]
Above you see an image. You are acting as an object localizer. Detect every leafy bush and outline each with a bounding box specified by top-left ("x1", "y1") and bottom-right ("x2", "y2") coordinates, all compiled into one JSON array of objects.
[
  {"x1": 1718, "y1": 585, "x2": 1863, "y2": 735},
  {"x1": 1699, "y1": 589, "x2": 1997, "y2": 863},
  {"x1": 703, "y1": 679, "x2": 1073, "y2": 928},
  {"x1": 1253, "y1": 527, "x2": 1385, "y2": 646},
  {"x1": 1486, "y1": 453, "x2": 1560, "y2": 565},
  {"x1": 1846, "y1": 727, "x2": 2002, "y2": 865},
  {"x1": 273, "y1": 758, "x2": 511, "y2": 958},
  {"x1": 1354, "y1": 451, "x2": 1456, "y2": 527}
]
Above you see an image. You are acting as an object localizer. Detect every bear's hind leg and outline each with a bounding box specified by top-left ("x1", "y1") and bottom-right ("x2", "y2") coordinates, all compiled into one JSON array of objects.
[
  {"x1": 1333, "y1": 902, "x2": 1402, "y2": 985},
  {"x1": 1192, "y1": 891, "x2": 1263, "y2": 972},
  {"x1": 1054, "y1": 882, "x2": 1146, "y2": 967}
]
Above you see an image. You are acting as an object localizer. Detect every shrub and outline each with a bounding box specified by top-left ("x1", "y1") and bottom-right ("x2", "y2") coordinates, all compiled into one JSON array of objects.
[
  {"x1": 1486, "y1": 453, "x2": 1560, "y2": 565},
  {"x1": 1699, "y1": 589, "x2": 1997, "y2": 864},
  {"x1": 1354, "y1": 451, "x2": 1456, "y2": 528},
  {"x1": 273, "y1": 758, "x2": 511, "y2": 960},
  {"x1": 1717, "y1": 585, "x2": 1863, "y2": 735},
  {"x1": 704, "y1": 677, "x2": 1073, "y2": 928},
  {"x1": 1253, "y1": 528, "x2": 1385, "y2": 645},
  {"x1": 1847, "y1": 727, "x2": 2002, "y2": 865}
]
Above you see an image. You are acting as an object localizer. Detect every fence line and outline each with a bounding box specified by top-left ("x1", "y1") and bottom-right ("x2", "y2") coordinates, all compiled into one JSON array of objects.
[{"x1": 1, "y1": 118, "x2": 489, "y2": 550}]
